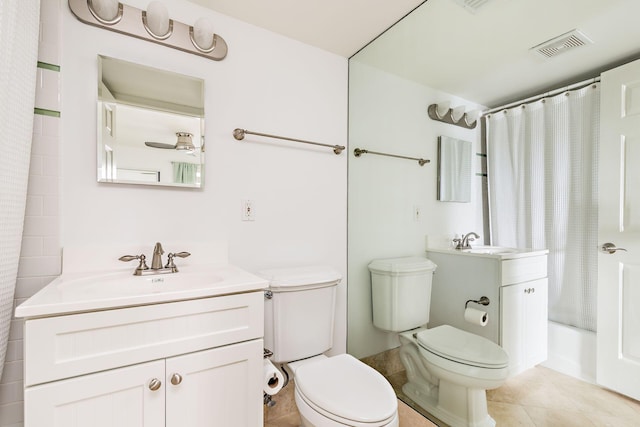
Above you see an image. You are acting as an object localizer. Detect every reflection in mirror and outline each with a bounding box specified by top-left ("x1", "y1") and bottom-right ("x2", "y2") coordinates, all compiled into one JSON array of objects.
[
  {"x1": 97, "y1": 55, "x2": 205, "y2": 188},
  {"x1": 437, "y1": 136, "x2": 472, "y2": 202}
]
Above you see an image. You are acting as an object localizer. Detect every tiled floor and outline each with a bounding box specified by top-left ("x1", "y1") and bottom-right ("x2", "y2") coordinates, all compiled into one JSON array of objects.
[
  {"x1": 265, "y1": 365, "x2": 640, "y2": 426},
  {"x1": 390, "y1": 366, "x2": 640, "y2": 426},
  {"x1": 265, "y1": 399, "x2": 437, "y2": 427}
]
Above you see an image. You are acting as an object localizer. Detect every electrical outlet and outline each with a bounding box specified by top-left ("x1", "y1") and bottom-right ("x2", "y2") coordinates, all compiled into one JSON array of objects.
[{"x1": 242, "y1": 199, "x2": 255, "y2": 221}]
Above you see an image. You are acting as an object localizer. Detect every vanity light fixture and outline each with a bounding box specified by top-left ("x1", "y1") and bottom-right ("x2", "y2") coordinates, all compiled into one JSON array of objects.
[
  {"x1": 69, "y1": 0, "x2": 228, "y2": 61},
  {"x1": 427, "y1": 102, "x2": 478, "y2": 129},
  {"x1": 191, "y1": 17, "x2": 216, "y2": 53},
  {"x1": 142, "y1": 1, "x2": 173, "y2": 40},
  {"x1": 88, "y1": 0, "x2": 122, "y2": 24}
]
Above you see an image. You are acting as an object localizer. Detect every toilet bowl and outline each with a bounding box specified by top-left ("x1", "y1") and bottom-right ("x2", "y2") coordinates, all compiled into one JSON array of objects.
[
  {"x1": 289, "y1": 354, "x2": 399, "y2": 427},
  {"x1": 261, "y1": 266, "x2": 399, "y2": 427},
  {"x1": 399, "y1": 326, "x2": 508, "y2": 427},
  {"x1": 369, "y1": 257, "x2": 509, "y2": 427}
]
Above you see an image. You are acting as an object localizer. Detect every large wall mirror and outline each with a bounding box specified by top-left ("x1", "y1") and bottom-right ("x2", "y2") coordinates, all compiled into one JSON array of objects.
[
  {"x1": 97, "y1": 56, "x2": 205, "y2": 188},
  {"x1": 437, "y1": 136, "x2": 472, "y2": 203}
]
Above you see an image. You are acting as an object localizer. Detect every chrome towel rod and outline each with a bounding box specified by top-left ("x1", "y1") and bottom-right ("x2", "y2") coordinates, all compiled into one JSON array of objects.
[
  {"x1": 233, "y1": 129, "x2": 345, "y2": 155},
  {"x1": 353, "y1": 148, "x2": 430, "y2": 166}
]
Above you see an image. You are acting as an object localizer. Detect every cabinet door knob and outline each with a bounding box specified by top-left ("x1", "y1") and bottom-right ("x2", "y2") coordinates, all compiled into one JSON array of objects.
[
  {"x1": 170, "y1": 373, "x2": 183, "y2": 385},
  {"x1": 148, "y1": 378, "x2": 162, "y2": 391}
]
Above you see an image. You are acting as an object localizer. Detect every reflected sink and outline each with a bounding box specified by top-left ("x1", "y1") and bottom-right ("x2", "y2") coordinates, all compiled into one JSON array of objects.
[{"x1": 462, "y1": 246, "x2": 519, "y2": 255}]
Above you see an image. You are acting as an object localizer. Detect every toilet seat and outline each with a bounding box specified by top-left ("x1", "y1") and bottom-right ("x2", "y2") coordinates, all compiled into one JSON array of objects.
[
  {"x1": 294, "y1": 354, "x2": 397, "y2": 426},
  {"x1": 416, "y1": 325, "x2": 508, "y2": 369}
]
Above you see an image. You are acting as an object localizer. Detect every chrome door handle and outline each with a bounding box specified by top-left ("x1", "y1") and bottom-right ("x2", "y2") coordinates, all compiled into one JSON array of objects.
[{"x1": 601, "y1": 243, "x2": 628, "y2": 254}]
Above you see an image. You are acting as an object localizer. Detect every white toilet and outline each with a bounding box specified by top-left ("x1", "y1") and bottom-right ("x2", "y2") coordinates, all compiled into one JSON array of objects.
[
  {"x1": 261, "y1": 266, "x2": 399, "y2": 427},
  {"x1": 369, "y1": 257, "x2": 509, "y2": 427}
]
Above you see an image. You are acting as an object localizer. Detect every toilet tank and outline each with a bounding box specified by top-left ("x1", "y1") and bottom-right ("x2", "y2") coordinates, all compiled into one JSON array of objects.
[
  {"x1": 260, "y1": 266, "x2": 342, "y2": 363},
  {"x1": 369, "y1": 257, "x2": 437, "y2": 332}
]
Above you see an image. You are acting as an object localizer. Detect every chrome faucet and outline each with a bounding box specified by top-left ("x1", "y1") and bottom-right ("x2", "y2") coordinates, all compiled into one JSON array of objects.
[
  {"x1": 151, "y1": 242, "x2": 164, "y2": 270},
  {"x1": 119, "y1": 242, "x2": 191, "y2": 276},
  {"x1": 454, "y1": 232, "x2": 480, "y2": 249}
]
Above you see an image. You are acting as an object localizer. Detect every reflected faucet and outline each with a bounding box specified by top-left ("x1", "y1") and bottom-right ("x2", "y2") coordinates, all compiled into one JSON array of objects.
[
  {"x1": 454, "y1": 232, "x2": 480, "y2": 249},
  {"x1": 151, "y1": 242, "x2": 164, "y2": 270}
]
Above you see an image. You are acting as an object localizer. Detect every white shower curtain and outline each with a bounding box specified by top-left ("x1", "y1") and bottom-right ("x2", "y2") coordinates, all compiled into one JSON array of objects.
[
  {"x1": 0, "y1": 0, "x2": 40, "y2": 379},
  {"x1": 486, "y1": 84, "x2": 600, "y2": 331}
]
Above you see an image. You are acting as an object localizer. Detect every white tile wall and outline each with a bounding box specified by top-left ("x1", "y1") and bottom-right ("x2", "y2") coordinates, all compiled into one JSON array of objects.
[{"x1": 0, "y1": 1, "x2": 62, "y2": 425}]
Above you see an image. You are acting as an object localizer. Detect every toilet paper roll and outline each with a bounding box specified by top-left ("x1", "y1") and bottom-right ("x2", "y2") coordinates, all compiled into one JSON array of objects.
[
  {"x1": 464, "y1": 307, "x2": 488, "y2": 326},
  {"x1": 263, "y1": 359, "x2": 284, "y2": 395}
]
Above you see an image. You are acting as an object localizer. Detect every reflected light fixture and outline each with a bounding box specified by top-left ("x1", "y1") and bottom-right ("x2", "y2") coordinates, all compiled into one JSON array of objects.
[
  {"x1": 435, "y1": 101, "x2": 451, "y2": 119},
  {"x1": 427, "y1": 102, "x2": 478, "y2": 129},
  {"x1": 451, "y1": 105, "x2": 466, "y2": 123},
  {"x1": 465, "y1": 110, "x2": 480, "y2": 126}
]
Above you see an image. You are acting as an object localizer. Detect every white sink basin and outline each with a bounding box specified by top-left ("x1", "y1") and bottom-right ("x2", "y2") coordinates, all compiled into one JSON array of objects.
[
  {"x1": 57, "y1": 270, "x2": 223, "y2": 297},
  {"x1": 15, "y1": 264, "x2": 268, "y2": 318}
]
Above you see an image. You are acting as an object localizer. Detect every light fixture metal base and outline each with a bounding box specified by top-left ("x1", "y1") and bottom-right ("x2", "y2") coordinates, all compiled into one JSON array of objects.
[
  {"x1": 427, "y1": 104, "x2": 477, "y2": 129},
  {"x1": 69, "y1": 0, "x2": 228, "y2": 61}
]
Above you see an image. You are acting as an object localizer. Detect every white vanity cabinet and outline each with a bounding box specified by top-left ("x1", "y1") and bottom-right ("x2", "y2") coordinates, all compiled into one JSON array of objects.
[
  {"x1": 426, "y1": 248, "x2": 548, "y2": 376},
  {"x1": 500, "y1": 278, "x2": 548, "y2": 375},
  {"x1": 21, "y1": 290, "x2": 265, "y2": 427}
]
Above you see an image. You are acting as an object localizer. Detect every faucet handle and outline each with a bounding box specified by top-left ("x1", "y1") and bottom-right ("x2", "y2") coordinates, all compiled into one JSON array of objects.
[
  {"x1": 172, "y1": 252, "x2": 191, "y2": 258},
  {"x1": 118, "y1": 254, "x2": 149, "y2": 274},
  {"x1": 165, "y1": 252, "x2": 191, "y2": 272}
]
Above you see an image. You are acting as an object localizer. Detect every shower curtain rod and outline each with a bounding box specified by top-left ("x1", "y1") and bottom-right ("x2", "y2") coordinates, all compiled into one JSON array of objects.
[{"x1": 483, "y1": 76, "x2": 601, "y2": 116}]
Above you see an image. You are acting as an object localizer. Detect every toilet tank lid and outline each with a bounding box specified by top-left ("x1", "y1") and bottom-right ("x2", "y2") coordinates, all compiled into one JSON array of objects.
[
  {"x1": 258, "y1": 265, "x2": 342, "y2": 290},
  {"x1": 368, "y1": 256, "x2": 436, "y2": 274}
]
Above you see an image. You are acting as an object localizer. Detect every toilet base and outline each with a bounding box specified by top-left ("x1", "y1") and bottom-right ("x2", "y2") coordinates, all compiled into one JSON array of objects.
[{"x1": 403, "y1": 379, "x2": 496, "y2": 427}]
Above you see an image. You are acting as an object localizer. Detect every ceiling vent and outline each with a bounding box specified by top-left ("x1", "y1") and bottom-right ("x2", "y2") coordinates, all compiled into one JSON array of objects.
[
  {"x1": 531, "y1": 29, "x2": 593, "y2": 58},
  {"x1": 450, "y1": 0, "x2": 496, "y2": 14}
]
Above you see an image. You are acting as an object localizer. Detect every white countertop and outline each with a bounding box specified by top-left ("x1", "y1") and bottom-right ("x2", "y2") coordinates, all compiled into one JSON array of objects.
[
  {"x1": 427, "y1": 246, "x2": 548, "y2": 260},
  {"x1": 15, "y1": 264, "x2": 268, "y2": 318}
]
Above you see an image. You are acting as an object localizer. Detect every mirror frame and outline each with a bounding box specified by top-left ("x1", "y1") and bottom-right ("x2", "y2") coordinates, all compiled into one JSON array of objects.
[{"x1": 97, "y1": 55, "x2": 205, "y2": 188}]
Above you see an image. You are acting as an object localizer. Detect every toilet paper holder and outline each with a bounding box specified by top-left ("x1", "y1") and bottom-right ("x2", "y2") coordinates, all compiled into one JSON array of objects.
[{"x1": 465, "y1": 296, "x2": 490, "y2": 309}]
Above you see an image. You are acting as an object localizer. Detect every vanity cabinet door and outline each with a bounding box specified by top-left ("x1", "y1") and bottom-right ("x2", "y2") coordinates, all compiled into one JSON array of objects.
[
  {"x1": 165, "y1": 339, "x2": 263, "y2": 427},
  {"x1": 25, "y1": 360, "x2": 165, "y2": 427},
  {"x1": 500, "y1": 278, "x2": 548, "y2": 376}
]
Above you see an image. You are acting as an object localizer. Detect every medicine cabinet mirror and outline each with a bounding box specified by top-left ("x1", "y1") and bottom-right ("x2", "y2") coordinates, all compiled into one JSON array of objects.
[
  {"x1": 437, "y1": 135, "x2": 472, "y2": 202},
  {"x1": 97, "y1": 55, "x2": 205, "y2": 188}
]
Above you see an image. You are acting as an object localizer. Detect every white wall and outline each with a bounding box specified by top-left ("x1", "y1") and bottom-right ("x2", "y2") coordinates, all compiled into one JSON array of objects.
[
  {"x1": 348, "y1": 61, "x2": 485, "y2": 358},
  {"x1": 1, "y1": 1, "x2": 348, "y2": 425}
]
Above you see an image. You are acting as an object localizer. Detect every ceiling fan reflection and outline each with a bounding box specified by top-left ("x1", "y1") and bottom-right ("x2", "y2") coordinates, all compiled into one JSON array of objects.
[{"x1": 144, "y1": 132, "x2": 198, "y2": 154}]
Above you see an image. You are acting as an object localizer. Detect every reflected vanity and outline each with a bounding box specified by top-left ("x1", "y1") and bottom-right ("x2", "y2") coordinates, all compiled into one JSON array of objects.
[
  {"x1": 97, "y1": 55, "x2": 205, "y2": 188},
  {"x1": 437, "y1": 136, "x2": 472, "y2": 203}
]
